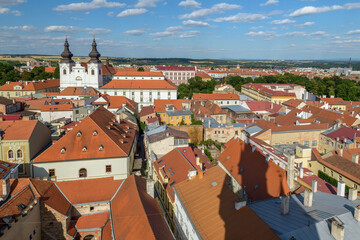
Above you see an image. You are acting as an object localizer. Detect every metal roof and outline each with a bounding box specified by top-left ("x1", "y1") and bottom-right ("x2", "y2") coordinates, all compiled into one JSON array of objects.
[
  {"x1": 239, "y1": 94, "x2": 254, "y2": 101},
  {"x1": 222, "y1": 105, "x2": 250, "y2": 113},
  {"x1": 166, "y1": 110, "x2": 193, "y2": 116},
  {"x1": 249, "y1": 192, "x2": 360, "y2": 240},
  {"x1": 243, "y1": 125, "x2": 263, "y2": 136},
  {"x1": 203, "y1": 117, "x2": 246, "y2": 129}
]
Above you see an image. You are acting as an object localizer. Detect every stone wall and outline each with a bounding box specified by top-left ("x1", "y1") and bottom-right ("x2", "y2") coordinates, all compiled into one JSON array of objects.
[
  {"x1": 40, "y1": 203, "x2": 68, "y2": 240},
  {"x1": 170, "y1": 125, "x2": 203, "y2": 144}
]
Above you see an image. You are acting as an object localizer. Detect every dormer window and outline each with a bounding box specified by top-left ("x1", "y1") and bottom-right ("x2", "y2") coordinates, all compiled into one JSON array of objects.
[
  {"x1": 82, "y1": 146, "x2": 87, "y2": 152},
  {"x1": 61, "y1": 148, "x2": 66, "y2": 154},
  {"x1": 99, "y1": 145, "x2": 104, "y2": 151},
  {"x1": 77, "y1": 131, "x2": 82, "y2": 137},
  {"x1": 93, "y1": 130, "x2": 98, "y2": 136}
]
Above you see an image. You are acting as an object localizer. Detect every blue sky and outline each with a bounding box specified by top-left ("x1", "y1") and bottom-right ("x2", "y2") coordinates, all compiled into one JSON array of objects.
[{"x1": 1, "y1": 0, "x2": 360, "y2": 60}]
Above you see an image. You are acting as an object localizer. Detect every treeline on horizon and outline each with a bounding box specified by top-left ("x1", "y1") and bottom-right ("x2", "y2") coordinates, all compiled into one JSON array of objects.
[{"x1": 178, "y1": 74, "x2": 360, "y2": 101}]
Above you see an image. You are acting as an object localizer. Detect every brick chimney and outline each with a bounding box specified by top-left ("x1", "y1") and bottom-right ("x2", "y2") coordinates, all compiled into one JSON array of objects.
[
  {"x1": 354, "y1": 205, "x2": 360, "y2": 221},
  {"x1": 287, "y1": 154, "x2": 295, "y2": 191},
  {"x1": 281, "y1": 195, "x2": 290, "y2": 215},
  {"x1": 195, "y1": 156, "x2": 203, "y2": 170},
  {"x1": 352, "y1": 154, "x2": 359, "y2": 164},
  {"x1": 331, "y1": 219, "x2": 344, "y2": 240},
  {"x1": 348, "y1": 188, "x2": 358, "y2": 201},
  {"x1": 312, "y1": 180, "x2": 318, "y2": 193},
  {"x1": 304, "y1": 189, "x2": 313, "y2": 207}
]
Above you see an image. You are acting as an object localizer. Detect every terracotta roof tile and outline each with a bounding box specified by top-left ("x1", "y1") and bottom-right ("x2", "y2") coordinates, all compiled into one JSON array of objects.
[
  {"x1": 0, "y1": 120, "x2": 44, "y2": 140},
  {"x1": 140, "y1": 106, "x2": 155, "y2": 117},
  {"x1": 218, "y1": 137, "x2": 290, "y2": 201},
  {"x1": 192, "y1": 93, "x2": 240, "y2": 101},
  {"x1": 115, "y1": 71, "x2": 164, "y2": 77},
  {"x1": 59, "y1": 87, "x2": 98, "y2": 96},
  {"x1": 73, "y1": 211, "x2": 109, "y2": 230},
  {"x1": 0, "y1": 79, "x2": 59, "y2": 91},
  {"x1": 175, "y1": 165, "x2": 279, "y2": 240},
  {"x1": 154, "y1": 99, "x2": 190, "y2": 112}
]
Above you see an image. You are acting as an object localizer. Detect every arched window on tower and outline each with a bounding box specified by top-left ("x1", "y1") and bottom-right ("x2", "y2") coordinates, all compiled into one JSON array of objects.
[
  {"x1": 79, "y1": 168, "x2": 87, "y2": 178},
  {"x1": 17, "y1": 149, "x2": 23, "y2": 158},
  {"x1": 91, "y1": 69, "x2": 95, "y2": 75},
  {"x1": 8, "y1": 150, "x2": 14, "y2": 159},
  {"x1": 63, "y1": 69, "x2": 66, "y2": 75}
]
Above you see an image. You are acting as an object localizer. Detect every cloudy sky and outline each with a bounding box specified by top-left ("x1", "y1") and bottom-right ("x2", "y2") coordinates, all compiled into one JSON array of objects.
[{"x1": 1, "y1": 0, "x2": 360, "y2": 60}]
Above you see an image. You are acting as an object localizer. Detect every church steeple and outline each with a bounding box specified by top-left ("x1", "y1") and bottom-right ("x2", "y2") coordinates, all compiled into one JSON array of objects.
[
  {"x1": 88, "y1": 35, "x2": 101, "y2": 63},
  {"x1": 60, "y1": 36, "x2": 74, "y2": 63}
]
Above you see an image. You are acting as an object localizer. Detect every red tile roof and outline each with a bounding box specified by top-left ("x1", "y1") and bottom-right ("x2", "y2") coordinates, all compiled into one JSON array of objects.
[
  {"x1": 322, "y1": 126, "x2": 360, "y2": 143},
  {"x1": 33, "y1": 107, "x2": 138, "y2": 163},
  {"x1": 41, "y1": 103, "x2": 73, "y2": 112},
  {"x1": 218, "y1": 137, "x2": 290, "y2": 201},
  {"x1": 56, "y1": 177, "x2": 123, "y2": 204},
  {"x1": 45, "y1": 67, "x2": 56, "y2": 73},
  {"x1": 246, "y1": 101, "x2": 283, "y2": 113},
  {"x1": 59, "y1": 87, "x2": 98, "y2": 96},
  {"x1": 156, "y1": 66, "x2": 195, "y2": 71},
  {"x1": 73, "y1": 211, "x2": 110, "y2": 230},
  {"x1": 271, "y1": 123, "x2": 328, "y2": 133},
  {"x1": 0, "y1": 79, "x2": 59, "y2": 91},
  {"x1": 140, "y1": 106, "x2": 155, "y2": 117},
  {"x1": 100, "y1": 80, "x2": 177, "y2": 90},
  {"x1": 115, "y1": 71, "x2": 164, "y2": 77},
  {"x1": 0, "y1": 120, "x2": 45, "y2": 140},
  {"x1": 243, "y1": 83, "x2": 297, "y2": 97},
  {"x1": 192, "y1": 93, "x2": 240, "y2": 100},
  {"x1": 111, "y1": 175, "x2": 173, "y2": 240},
  {"x1": 320, "y1": 98, "x2": 346, "y2": 105},
  {"x1": 175, "y1": 165, "x2": 280, "y2": 240},
  {"x1": 154, "y1": 99, "x2": 190, "y2": 112}
]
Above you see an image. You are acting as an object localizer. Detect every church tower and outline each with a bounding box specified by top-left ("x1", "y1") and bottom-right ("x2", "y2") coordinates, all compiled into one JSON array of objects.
[
  {"x1": 87, "y1": 36, "x2": 103, "y2": 88},
  {"x1": 59, "y1": 36, "x2": 75, "y2": 90}
]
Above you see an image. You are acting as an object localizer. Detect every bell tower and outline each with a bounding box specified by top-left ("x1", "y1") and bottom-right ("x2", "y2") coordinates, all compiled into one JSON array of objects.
[
  {"x1": 87, "y1": 36, "x2": 103, "y2": 88},
  {"x1": 59, "y1": 36, "x2": 75, "y2": 90}
]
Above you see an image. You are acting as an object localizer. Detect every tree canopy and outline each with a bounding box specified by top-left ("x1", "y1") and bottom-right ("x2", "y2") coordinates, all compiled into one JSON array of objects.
[{"x1": 178, "y1": 76, "x2": 217, "y2": 99}]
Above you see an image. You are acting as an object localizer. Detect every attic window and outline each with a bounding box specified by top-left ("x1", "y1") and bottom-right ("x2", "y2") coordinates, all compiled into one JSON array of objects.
[
  {"x1": 239, "y1": 168, "x2": 244, "y2": 173},
  {"x1": 93, "y1": 130, "x2": 98, "y2": 136},
  {"x1": 99, "y1": 145, "x2": 104, "y2": 151},
  {"x1": 211, "y1": 181, "x2": 217, "y2": 186},
  {"x1": 169, "y1": 181, "x2": 176, "y2": 187},
  {"x1": 77, "y1": 131, "x2": 82, "y2": 137},
  {"x1": 226, "y1": 155, "x2": 230, "y2": 159},
  {"x1": 61, "y1": 148, "x2": 66, "y2": 154},
  {"x1": 157, "y1": 160, "x2": 163, "y2": 165},
  {"x1": 82, "y1": 146, "x2": 87, "y2": 152},
  {"x1": 170, "y1": 172, "x2": 175, "y2": 176}
]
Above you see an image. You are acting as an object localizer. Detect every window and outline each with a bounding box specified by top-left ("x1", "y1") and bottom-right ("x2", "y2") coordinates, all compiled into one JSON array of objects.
[
  {"x1": 354, "y1": 184, "x2": 358, "y2": 190},
  {"x1": 84, "y1": 235, "x2": 95, "y2": 240},
  {"x1": 17, "y1": 149, "x2": 23, "y2": 158},
  {"x1": 8, "y1": 150, "x2": 14, "y2": 159},
  {"x1": 339, "y1": 175, "x2": 342, "y2": 181},
  {"x1": 304, "y1": 141, "x2": 309, "y2": 147},
  {"x1": 114, "y1": 91, "x2": 117, "y2": 96},
  {"x1": 75, "y1": 110, "x2": 79, "y2": 114},
  {"x1": 79, "y1": 168, "x2": 87, "y2": 177},
  {"x1": 182, "y1": 116, "x2": 185, "y2": 120},
  {"x1": 330, "y1": 171, "x2": 333, "y2": 177},
  {"x1": 106, "y1": 165, "x2": 112, "y2": 173},
  {"x1": 90, "y1": 206, "x2": 94, "y2": 212},
  {"x1": 323, "y1": 166, "x2": 326, "y2": 172},
  {"x1": 18, "y1": 164, "x2": 24, "y2": 174},
  {"x1": 312, "y1": 140, "x2": 317, "y2": 146},
  {"x1": 91, "y1": 69, "x2": 95, "y2": 75},
  {"x1": 49, "y1": 169, "x2": 55, "y2": 177},
  {"x1": 63, "y1": 69, "x2": 66, "y2": 75}
]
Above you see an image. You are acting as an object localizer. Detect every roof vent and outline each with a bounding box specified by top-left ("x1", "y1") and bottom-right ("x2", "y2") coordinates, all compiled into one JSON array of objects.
[
  {"x1": 99, "y1": 145, "x2": 103, "y2": 151},
  {"x1": 82, "y1": 146, "x2": 87, "y2": 152},
  {"x1": 93, "y1": 130, "x2": 98, "y2": 136},
  {"x1": 252, "y1": 145, "x2": 256, "y2": 152},
  {"x1": 61, "y1": 148, "x2": 66, "y2": 154},
  {"x1": 77, "y1": 131, "x2": 82, "y2": 137}
]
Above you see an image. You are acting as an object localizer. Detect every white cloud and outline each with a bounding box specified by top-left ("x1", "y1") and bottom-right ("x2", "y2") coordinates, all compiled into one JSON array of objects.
[
  {"x1": 0, "y1": 0, "x2": 26, "y2": 6},
  {"x1": 44, "y1": 25, "x2": 111, "y2": 34},
  {"x1": 250, "y1": 25, "x2": 264, "y2": 30},
  {"x1": 344, "y1": 3, "x2": 360, "y2": 10},
  {"x1": 124, "y1": 29, "x2": 146, "y2": 36},
  {"x1": 289, "y1": 5, "x2": 343, "y2": 17},
  {"x1": 178, "y1": 0, "x2": 201, "y2": 8},
  {"x1": 347, "y1": 29, "x2": 360, "y2": 35},
  {"x1": 0, "y1": 25, "x2": 35, "y2": 31},
  {"x1": 260, "y1": 0, "x2": 279, "y2": 7},
  {"x1": 214, "y1": 13, "x2": 267, "y2": 23},
  {"x1": 182, "y1": 19, "x2": 210, "y2": 27},
  {"x1": 179, "y1": 30, "x2": 200, "y2": 38},
  {"x1": 283, "y1": 31, "x2": 307, "y2": 37},
  {"x1": 270, "y1": 19, "x2": 295, "y2": 25},
  {"x1": 107, "y1": 11, "x2": 114, "y2": 16},
  {"x1": 54, "y1": 0, "x2": 126, "y2": 12},
  {"x1": 296, "y1": 21, "x2": 315, "y2": 27},
  {"x1": 150, "y1": 26, "x2": 184, "y2": 37},
  {"x1": 0, "y1": 7, "x2": 9, "y2": 14},
  {"x1": 179, "y1": 3, "x2": 241, "y2": 19},
  {"x1": 135, "y1": 0, "x2": 161, "y2": 8},
  {"x1": 117, "y1": 8, "x2": 147, "y2": 17},
  {"x1": 245, "y1": 31, "x2": 277, "y2": 39}
]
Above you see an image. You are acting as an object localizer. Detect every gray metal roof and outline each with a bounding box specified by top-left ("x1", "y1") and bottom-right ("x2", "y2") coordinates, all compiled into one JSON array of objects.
[
  {"x1": 203, "y1": 117, "x2": 246, "y2": 129},
  {"x1": 239, "y1": 94, "x2": 254, "y2": 101},
  {"x1": 145, "y1": 125, "x2": 166, "y2": 136},
  {"x1": 243, "y1": 125, "x2": 263, "y2": 135},
  {"x1": 249, "y1": 192, "x2": 360, "y2": 240},
  {"x1": 165, "y1": 110, "x2": 193, "y2": 116},
  {"x1": 221, "y1": 105, "x2": 250, "y2": 113}
]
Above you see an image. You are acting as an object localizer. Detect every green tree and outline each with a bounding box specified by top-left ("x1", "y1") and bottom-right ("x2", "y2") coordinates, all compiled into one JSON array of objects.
[{"x1": 137, "y1": 67, "x2": 145, "y2": 71}]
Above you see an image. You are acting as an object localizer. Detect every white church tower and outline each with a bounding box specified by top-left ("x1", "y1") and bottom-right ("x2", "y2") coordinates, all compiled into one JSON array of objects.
[{"x1": 59, "y1": 36, "x2": 103, "y2": 90}]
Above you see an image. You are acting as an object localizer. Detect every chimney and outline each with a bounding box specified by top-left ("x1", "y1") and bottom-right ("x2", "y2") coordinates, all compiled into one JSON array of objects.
[
  {"x1": 354, "y1": 205, "x2": 360, "y2": 221},
  {"x1": 312, "y1": 180, "x2": 318, "y2": 193},
  {"x1": 281, "y1": 195, "x2": 290, "y2": 215},
  {"x1": 0, "y1": 178, "x2": 10, "y2": 201},
  {"x1": 195, "y1": 156, "x2": 202, "y2": 170},
  {"x1": 188, "y1": 169, "x2": 197, "y2": 180},
  {"x1": 348, "y1": 188, "x2": 358, "y2": 201},
  {"x1": 299, "y1": 168, "x2": 304, "y2": 178},
  {"x1": 352, "y1": 154, "x2": 359, "y2": 164},
  {"x1": 252, "y1": 145, "x2": 256, "y2": 153},
  {"x1": 116, "y1": 113, "x2": 121, "y2": 123},
  {"x1": 337, "y1": 181, "x2": 345, "y2": 197},
  {"x1": 339, "y1": 149, "x2": 343, "y2": 156},
  {"x1": 331, "y1": 220, "x2": 344, "y2": 240},
  {"x1": 208, "y1": 118, "x2": 211, "y2": 128},
  {"x1": 235, "y1": 200, "x2": 246, "y2": 210},
  {"x1": 146, "y1": 178, "x2": 154, "y2": 198},
  {"x1": 287, "y1": 154, "x2": 295, "y2": 190},
  {"x1": 271, "y1": 102, "x2": 274, "y2": 110},
  {"x1": 304, "y1": 189, "x2": 313, "y2": 207}
]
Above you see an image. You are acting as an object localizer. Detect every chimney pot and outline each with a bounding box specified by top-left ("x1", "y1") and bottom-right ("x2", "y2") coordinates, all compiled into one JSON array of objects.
[
  {"x1": 337, "y1": 181, "x2": 346, "y2": 197},
  {"x1": 281, "y1": 195, "x2": 290, "y2": 215},
  {"x1": 304, "y1": 189, "x2": 313, "y2": 207}
]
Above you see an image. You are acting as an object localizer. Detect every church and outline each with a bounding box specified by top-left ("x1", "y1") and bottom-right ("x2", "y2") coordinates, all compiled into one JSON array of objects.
[{"x1": 59, "y1": 37, "x2": 114, "y2": 90}]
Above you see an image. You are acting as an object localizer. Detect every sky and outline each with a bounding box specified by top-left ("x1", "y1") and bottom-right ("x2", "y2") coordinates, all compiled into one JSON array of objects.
[{"x1": 1, "y1": 0, "x2": 360, "y2": 60}]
